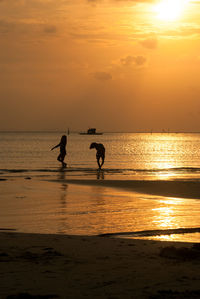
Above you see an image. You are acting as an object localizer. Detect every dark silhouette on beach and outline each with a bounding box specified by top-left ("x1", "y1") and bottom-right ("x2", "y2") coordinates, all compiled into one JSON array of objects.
[
  {"x1": 51, "y1": 135, "x2": 67, "y2": 167},
  {"x1": 90, "y1": 142, "x2": 105, "y2": 169}
]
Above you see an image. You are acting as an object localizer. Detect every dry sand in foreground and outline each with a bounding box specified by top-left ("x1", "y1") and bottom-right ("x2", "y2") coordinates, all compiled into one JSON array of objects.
[{"x1": 0, "y1": 232, "x2": 200, "y2": 299}]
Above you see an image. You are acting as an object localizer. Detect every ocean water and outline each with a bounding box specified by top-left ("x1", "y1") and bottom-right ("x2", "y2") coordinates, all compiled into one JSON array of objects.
[
  {"x1": 1, "y1": 131, "x2": 200, "y2": 179},
  {"x1": 0, "y1": 132, "x2": 200, "y2": 242}
]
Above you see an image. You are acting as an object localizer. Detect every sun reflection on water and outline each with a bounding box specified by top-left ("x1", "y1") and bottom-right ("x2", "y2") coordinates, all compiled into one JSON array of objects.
[
  {"x1": 134, "y1": 233, "x2": 200, "y2": 243},
  {"x1": 155, "y1": 172, "x2": 176, "y2": 180},
  {"x1": 152, "y1": 197, "x2": 185, "y2": 229},
  {"x1": 152, "y1": 206, "x2": 176, "y2": 228},
  {"x1": 120, "y1": 133, "x2": 196, "y2": 177}
]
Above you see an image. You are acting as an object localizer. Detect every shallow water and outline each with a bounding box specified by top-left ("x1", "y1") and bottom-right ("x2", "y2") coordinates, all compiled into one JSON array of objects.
[
  {"x1": 0, "y1": 178, "x2": 199, "y2": 242},
  {"x1": 0, "y1": 132, "x2": 200, "y2": 242}
]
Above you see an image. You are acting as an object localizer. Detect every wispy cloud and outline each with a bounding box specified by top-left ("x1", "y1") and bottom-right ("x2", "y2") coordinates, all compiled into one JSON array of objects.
[
  {"x1": 93, "y1": 71, "x2": 112, "y2": 81},
  {"x1": 139, "y1": 37, "x2": 157, "y2": 49},
  {"x1": 43, "y1": 25, "x2": 57, "y2": 34},
  {"x1": 120, "y1": 55, "x2": 147, "y2": 67}
]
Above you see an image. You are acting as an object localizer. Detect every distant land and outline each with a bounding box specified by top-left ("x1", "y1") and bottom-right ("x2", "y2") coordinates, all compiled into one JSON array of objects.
[{"x1": 1, "y1": 130, "x2": 200, "y2": 134}]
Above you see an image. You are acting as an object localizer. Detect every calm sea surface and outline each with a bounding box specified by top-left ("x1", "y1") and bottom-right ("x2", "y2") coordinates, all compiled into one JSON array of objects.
[{"x1": 0, "y1": 132, "x2": 200, "y2": 242}]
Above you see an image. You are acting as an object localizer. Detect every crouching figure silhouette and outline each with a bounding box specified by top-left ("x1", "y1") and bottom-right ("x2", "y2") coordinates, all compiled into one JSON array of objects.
[{"x1": 90, "y1": 142, "x2": 105, "y2": 169}]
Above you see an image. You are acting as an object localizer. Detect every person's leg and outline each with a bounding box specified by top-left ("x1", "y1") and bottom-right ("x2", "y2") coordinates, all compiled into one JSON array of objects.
[
  {"x1": 58, "y1": 153, "x2": 66, "y2": 167},
  {"x1": 97, "y1": 156, "x2": 101, "y2": 169},
  {"x1": 61, "y1": 153, "x2": 67, "y2": 167},
  {"x1": 100, "y1": 156, "x2": 105, "y2": 168},
  {"x1": 97, "y1": 156, "x2": 104, "y2": 169},
  {"x1": 57, "y1": 153, "x2": 62, "y2": 162}
]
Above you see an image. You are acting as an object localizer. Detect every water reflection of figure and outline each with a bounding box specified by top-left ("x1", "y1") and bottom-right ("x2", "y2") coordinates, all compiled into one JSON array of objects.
[
  {"x1": 97, "y1": 169, "x2": 105, "y2": 180},
  {"x1": 90, "y1": 142, "x2": 105, "y2": 169},
  {"x1": 59, "y1": 167, "x2": 68, "y2": 205},
  {"x1": 51, "y1": 135, "x2": 67, "y2": 167}
]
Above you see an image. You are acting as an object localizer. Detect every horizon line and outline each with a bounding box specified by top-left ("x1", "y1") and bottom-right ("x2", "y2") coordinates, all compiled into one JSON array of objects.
[{"x1": 1, "y1": 130, "x2": 200, "y2": 134}]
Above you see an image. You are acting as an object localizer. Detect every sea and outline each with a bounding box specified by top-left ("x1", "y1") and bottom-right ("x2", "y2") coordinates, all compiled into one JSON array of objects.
[{"x1": 0, "y1": 131, "x2": 200, "y2": 242}]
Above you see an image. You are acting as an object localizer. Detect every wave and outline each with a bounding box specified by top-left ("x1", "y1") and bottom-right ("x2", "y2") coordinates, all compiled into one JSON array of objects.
[
  {"x1": 2, "y1": 166, "x2": 200, "y2": 174},
  {"x1": 0, "y1": 167, "x2": 123, "y2": 174},
  {"x1": 99, "y1": 227, "x2": 200, "y2": 238}
]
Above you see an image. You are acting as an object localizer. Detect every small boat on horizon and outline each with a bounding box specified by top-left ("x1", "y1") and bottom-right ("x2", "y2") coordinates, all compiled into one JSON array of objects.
[{"x1": 79, "y1": 128, "x2": 103, "y2": 135}]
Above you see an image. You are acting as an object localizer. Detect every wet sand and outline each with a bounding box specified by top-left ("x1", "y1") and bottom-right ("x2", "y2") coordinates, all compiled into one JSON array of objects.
[
  {"x1": 0, "y1": 232, "x2": 200, "y2": 299},
  {"x1": 62, "y1": 179, "x2": 200, "y2": 199}
]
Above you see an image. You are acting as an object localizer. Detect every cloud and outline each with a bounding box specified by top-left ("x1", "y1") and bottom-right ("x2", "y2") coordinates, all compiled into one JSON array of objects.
[
  {"x1": 165, "y1": 26, "x2": 200, "y2": 39},
  {"x1": 0, "y1": 20, "x2": 15, "y2": 33},
  {"x1": 120, "y1": 55, "x2": 146, "y2": 67},
  {"x1": 93, "y1": 71, "x2": 112, "y2": 81},
  {"x1": 86, "y1": 0, "x2": 157, "y2": 7},
  {"x1": 139, "y1": 37, "x2": 158, "y2": 49},
  {"x1": 43, "y1": 25, "x2": 57, "y2": 34},
  {"x1": 0, "y1": 18, "x2": 58, "y2": 39}
]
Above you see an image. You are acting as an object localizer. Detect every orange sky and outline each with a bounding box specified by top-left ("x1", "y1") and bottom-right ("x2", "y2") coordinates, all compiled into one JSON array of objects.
[{"x1": 0, "y1": 0, "x2": 200, "y2": 132}]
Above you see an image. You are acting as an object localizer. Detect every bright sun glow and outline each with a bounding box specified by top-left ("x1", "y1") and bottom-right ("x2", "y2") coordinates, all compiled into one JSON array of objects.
[{"x1": 154, "y1": 0, "x2": 189, "y2": 21}]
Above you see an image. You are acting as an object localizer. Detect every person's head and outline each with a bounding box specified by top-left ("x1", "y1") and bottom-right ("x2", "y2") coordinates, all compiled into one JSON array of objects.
[
  {"x1": 61, "y1": 135, "x2": 67, "y2": 144},
  {"x1": 90, "y1": 142, "x2": 97, "y2": 149}
]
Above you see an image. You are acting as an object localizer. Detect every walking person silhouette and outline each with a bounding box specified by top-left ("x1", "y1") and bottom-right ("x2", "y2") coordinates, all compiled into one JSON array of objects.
[
  {"x1": 90, "y1": 142, "x2": 105, "y2": 169},
  {"x1": 51, "y1": 135, "x2": 67, "y2": 167}
]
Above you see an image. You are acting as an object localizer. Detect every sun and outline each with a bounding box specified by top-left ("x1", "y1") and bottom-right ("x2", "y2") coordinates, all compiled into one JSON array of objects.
[{"x1": 154, "y1": 0, "x2": 189, "y2": 22}]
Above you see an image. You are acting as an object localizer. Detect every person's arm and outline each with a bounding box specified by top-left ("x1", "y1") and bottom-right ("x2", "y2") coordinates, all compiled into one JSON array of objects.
[{"x1": 51, "y1": 143, "x2": 60, "y2": 151}]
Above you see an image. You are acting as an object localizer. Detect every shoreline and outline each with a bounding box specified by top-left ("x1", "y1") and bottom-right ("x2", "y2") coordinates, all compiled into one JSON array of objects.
[
  {"x1": 51, "y1": 178, "x2": 200, "y2": 199},
  {"x1": 0, "y1": 231, "x2": 200, "y2": 298}
]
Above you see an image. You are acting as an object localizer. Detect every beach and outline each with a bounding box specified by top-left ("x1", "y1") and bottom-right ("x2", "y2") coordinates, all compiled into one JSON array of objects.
[
  {"x1": 0, "y1": 231, "x2": 200, "y2": 299},
  {"x1": 0, "y1": 132, "x2": 200, "y2": 297},
  {"x1": 0, "y1": 177, "x2": 200, "y2": 299}
]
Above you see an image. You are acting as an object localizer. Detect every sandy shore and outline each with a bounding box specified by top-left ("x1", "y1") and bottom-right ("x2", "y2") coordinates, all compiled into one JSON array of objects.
[{"x1": 0, "y1": 232, "x2": 200, "y2": 299}]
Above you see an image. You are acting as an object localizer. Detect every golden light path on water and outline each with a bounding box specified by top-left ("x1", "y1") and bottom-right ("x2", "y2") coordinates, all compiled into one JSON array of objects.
[
  {"x1": 152, "y1": 198, "x2": 186, "y2": 230},
  {"x1": 115, "y1": 135, "x2": 200, "y2": 242},
  {"x1": 142, "y1": 136, "x2": 199, "y2": 241},
  {"x1": 121, "y1": 133, "x2": 192, "y2": 179},
  {"x1": 121, "y1": 194, "x2": 200, "y2": 242}
]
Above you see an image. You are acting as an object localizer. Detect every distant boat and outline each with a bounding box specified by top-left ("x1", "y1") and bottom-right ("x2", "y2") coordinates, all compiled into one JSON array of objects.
[{"x1": 79, "y1": 128, "x2": 103, "y2": 135}]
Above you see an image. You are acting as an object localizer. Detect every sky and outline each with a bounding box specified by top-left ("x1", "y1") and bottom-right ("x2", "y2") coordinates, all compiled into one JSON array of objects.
[{"x1": 1, "y1": 0, "x2": 200, "y2": 132}]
